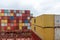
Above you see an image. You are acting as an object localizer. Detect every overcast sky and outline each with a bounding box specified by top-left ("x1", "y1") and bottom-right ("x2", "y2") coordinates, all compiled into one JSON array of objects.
[{"x1": 0, "y1": 0, "x2": 60, "y2": 17}]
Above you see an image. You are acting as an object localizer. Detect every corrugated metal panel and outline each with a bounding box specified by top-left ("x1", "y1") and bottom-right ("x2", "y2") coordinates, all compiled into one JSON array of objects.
[
  {"x1": 55, "y1": 15, "x2": 60, "y2": 26},
  {"x1": 55, "y1": 28, "x2": 60, "y2": 40},
  {"x1": 36, "y1": 14, "x2": 54, "y2": 27},
  {"x1": 43, "y1": 14, "x2": 54, "y2": 27},
  {"x1": 36, "y1": 26, "x2": 54, "y2": 40}
]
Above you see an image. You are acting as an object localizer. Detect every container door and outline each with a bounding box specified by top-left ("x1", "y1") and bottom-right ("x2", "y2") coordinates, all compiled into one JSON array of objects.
[
  {"x1": 55, "y1": 28, "x2": 60, "y2": 40},
  {"x1": 55, "y1": 15, "x2": 60, "y2": 26}
]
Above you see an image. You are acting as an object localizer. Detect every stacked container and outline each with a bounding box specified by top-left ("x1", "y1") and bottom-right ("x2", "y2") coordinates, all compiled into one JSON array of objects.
[
  {"x1": 55, "y1": 15, "x2": 60, "y2": 40},
  {"x1": 31, "y1": 14, "x2": 60, "y2": 40},
  {"x1": 0, "y1": 9, "x2": 33, "y2": 40},
  {"x1": 0, "y1": 9, "x2": 32, "y2": 32},
  {"x1": 0, "y1": 9, "x2": 42, "y2": 40}
]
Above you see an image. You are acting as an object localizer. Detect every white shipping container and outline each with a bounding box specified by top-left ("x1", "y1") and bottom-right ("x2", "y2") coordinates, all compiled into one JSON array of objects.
[
  {"x1": 21, "y1": 10, "x2": 25, "y2": 13},
  {"x1": 55, "y1": 15, "x2": 60, "y2": 26},
  {"x1": 55, "y1": 28, "x2": 60, "y2": 40}
]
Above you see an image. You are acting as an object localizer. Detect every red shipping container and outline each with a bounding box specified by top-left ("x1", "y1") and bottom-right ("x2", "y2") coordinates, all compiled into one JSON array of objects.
[
  {"x1": 14, "y1": 17, "x2": 17, "y2": 19},
  {"x1": 22, "y1": 26, "x2": 27, "y2": 31},
  {"x1": 22, "y1": 13, "x2": 25, "y2": 16},
  {"x1": 22, "y1": 16, "x2": 27, "y2": 20},
  {"x1": 8, "y1": 20, "x2": 10, "y2": 23},
  {"x1": 16, "y1": 16, "x2": 20, "y2": 20},
  {"x1": 16, "y1": 19, "x2": 19, "y2": 23},
  {"x1": 7, "y1": 16, "x2": 10, "y2": 19},
  {"x1": 25, "y1": 10, "x2": 30, "y2": 14},
  {"x1": 8, "y1": 23, "x2": 10, "y2": 26},
  {"x1": 10, "y1": 20, "x2": 16, "y2": 23},
  {"x1": 2, "y1": 16, "x2": 7, "y2": 20},
  {"x1": 1, "y1": 26, "x2": 7, "y2": 31},
  {"x1": 26, "y1": 14, "x2": 30, "y2": 17},
  {"x1": 19, "y1": 16, "x2": 22, "y2": 20},
  {"x1": 14, "y1": 20, "x2": 16, "y2": 23},
  {"x1": 11, "y1": 26, "x2": 16, "y2": 30},
  {"x1": 14, "y1": 23, "x2": 17, "y2": 26},
  {"x1": 14, "y1": 13, "x2": 16, "y2": 17},
  {"x1": 1, "y1": 9, "x2": 4, "y2": 13},
  {"x1": 22, "y1": 19, "x2": 25, "y2": 23},
  {"x1": 16, "y1": 10, "x2": 20, "y2": 13},
  {"x1": 10, "y1": 10, "x2": 14, "y2": 13}
]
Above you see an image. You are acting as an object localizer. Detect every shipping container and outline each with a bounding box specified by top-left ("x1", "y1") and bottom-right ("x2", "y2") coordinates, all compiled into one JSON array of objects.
[
  {"x1": 55, "y1": 15, "x2": 60, "y2": 27},
  {"x1": 31, "y1": 22, "x2": 54, "y2": 40},
  {"x1": 35, "y1": 14, "x2": 55, "y2": 27},
  {"x1": 0, "y1": 9, "x2": 42, "y2": 40},
  {"x1": 31, "y1": 14, "x2": 60, "y2": 40},
  {"x1": 55, "y1": 28, "x2": 60, "y2": 40},
  {"x1": 54, "y1": 15, "x2": 60, "y2": 40},
  {"x1": 0, "y1": 10, "x2": 32, "y2": 31}
]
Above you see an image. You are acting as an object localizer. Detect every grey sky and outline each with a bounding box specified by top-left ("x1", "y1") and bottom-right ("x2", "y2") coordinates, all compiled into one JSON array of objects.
[{"x1": 0, "y1": 0, "x2": 60, "y2": 17}]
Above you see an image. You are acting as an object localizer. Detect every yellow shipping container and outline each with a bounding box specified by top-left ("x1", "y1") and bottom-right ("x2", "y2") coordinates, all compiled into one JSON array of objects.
[
  {"x1": 33, "y1": 26, "x2": 54, "y2": 40},
  {"x1": 19, "y1": 23, "x2": 25, "y2": 30},
  {"x1": 10, "y1": 13, "x2": 14, "y2": 16},
  {"x1": 31, "y1": 14, "x2": 55, "y2": 40},
  {"x1": 31, "y1": 18, "x2": 35, "y2": 24},
  {"x1": 19, "y1": 26, "x2": 22, "y2": 30},
  {"x1": 19, "y1": 23, "x2": 24, "y2": 26},
  {"x1": 1, "y1": 20, "x2": 8, "y2": 23},
  {"x1": 36, "y1": 14, "x2": 54, "y2": 27},
  {"x1": 0, "y1": 13, "x2": 4, "y2": 16},
  {"x1": 7, "y1": 27, "x2": 11, "y2": 30},
  {"x1": 1, "y1": 13, "x2": 4, "y2": 16},
  {"x1": 4, "y1": 20, "x2": 8, "y2": 23},
  {"x1": 1, "y1": 20, "x2": 5, "y2": 23}
]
